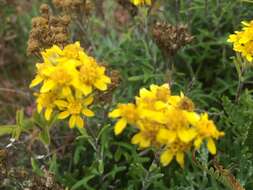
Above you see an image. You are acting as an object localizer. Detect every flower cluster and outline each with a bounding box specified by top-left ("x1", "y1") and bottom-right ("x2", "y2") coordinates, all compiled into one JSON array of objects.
[
  {"x1": 109, "y1": 84, "x2": 224, "y2": 167},
  {"x1": 30, "y1": 42, "x2": 111, "y2": 128},
  {"x1": 131, "y1": 0, "x2": 151, "y2": 6},
  {"x1": 228, "y1": 20, "x2": 253, "y2": 62}
]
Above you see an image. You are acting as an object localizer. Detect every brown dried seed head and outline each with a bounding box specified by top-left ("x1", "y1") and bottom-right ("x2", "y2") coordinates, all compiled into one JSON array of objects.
[
  {"x1": 52, "y1": 0, "x2": 63, "y2": 8},
  {"x1": 51, "y1": 26, "x2": 65, "y2": 34},
  {"x1": 27, "y1": 39, "x2": 40, "y2": 55},
  {"x1": 31, "y1": 17, "x2": 48, "y2": 27},
  {"x1": 110, "y1": 69, "x2": 121, "y2": 88},
  {"x1": 152, "y1": 22, "x2": 194, "y2": 56},
  {"x1": 27, "y1": 3, "x2": 71, "y2": 56},
  {"x1": 40, "y1": 4, "x2": 49, "y2": 15},
  {"x1": 54, "y1": 33, "x2": 68, "y2": 43},
  {"x1": 60, "y1": 15, "x2": 71, "y2": 25}
]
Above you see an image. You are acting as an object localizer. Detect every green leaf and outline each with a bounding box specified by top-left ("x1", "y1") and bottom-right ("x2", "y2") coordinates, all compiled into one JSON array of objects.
[
  {"x1": 31, "y1": 157, "x2": 44, "y2": 177},
  {"x1": 71, "y1": 175, "x2": 96, "y2": 190},
  {"x1": 39, "y1": 125, "x2": 50, "y2": 145},
  {"x1": 0, "y1": 125, "x2": 16, "y2": 137}
]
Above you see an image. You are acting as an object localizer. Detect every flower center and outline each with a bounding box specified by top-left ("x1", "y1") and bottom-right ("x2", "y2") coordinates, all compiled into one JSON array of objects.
[
  {"x1": 80, "y1": 65, "x2": 98, "y2": 84},
  {"x1": 68, "y1": 101, "x2": 82, "y2": 114},
  {"x1": 52, "y1": 68, "x2": 72, "y2": 85}
]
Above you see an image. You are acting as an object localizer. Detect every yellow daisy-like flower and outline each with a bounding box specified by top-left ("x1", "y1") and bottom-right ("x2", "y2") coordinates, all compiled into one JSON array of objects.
[
  {"x1": 55, "y1": 94, "x2": 94, "y2": 128},
  {"x1": 194, "y1": 113, "x2": 225, "y2": 154},
  {"x1": 30, "y1": 42, "x2": 111, "y2": 127},
  {"x1": 109, "y1": 83, "x2": 224, "y2": 168},
  {"x1": 39, "y1": 62, "x2": 77, "y2": 95},
  {"x1": 109, "y1": 103, "x2": 139, "y2": 135},
  {"x1": 160, "y1": 140, "x2": 191, "y2": 168},
  {"x1": 131, "y1": 0, "x2": 152, "y2": 6},
  {"x1": 228, "y1": 20, "x2": 253, "y2": 62},
  {"x1": 74, "y1": 56, "x2": 111, "y2": 95},
  {"x1": 35, "y1": 91, "x2": 58, "y2": 121}
]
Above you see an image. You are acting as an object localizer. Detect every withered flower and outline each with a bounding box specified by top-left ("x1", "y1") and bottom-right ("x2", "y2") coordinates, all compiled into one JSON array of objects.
[
  {"x1": 27, "y1": 4, "x2": 71, "y2": 56},
  {"x1": 152, "y1": 22, "x2": 194, "y2": 56}
]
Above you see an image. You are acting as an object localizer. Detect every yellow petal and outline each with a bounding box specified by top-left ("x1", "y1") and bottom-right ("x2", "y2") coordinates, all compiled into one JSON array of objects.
[
  {"x1": 82, "y1": 109, "x2": 94, "y2": 117},
  {"x1": 160, "y1": 150, "x2": 174, "y2": 166},
  {"x1": 37, "y1": 104, "x2": 43, "y2": 113},
  {"x1": 156, "y1": 129, "x2": 176, "y2": 144},
  {"x1": 30, "y1": 75, "x2": 43, "y2": 88},
  {"x1": 83, "y1": 96, "x2": 94, "y2": 105},
  {"x1": 40, "y1": 80, "x2": 55, "y2": 93},
  {"x1": 101, "y1": 76, "x2": 111, "y2": 83},
  {"x1": 150, "y1": 84, "x2": 158, "y2": 92},
  {"x1": 58, "y1": 111, "x2": 70, "y2": 119},
  {"x1": 76, "y1": 116, "x2": 84, "y2": 128},
  {"x1": 246, "y1": 55, "x2": 253, "y2": 62},
  {"x1": 62, "y1": 86, "x2": 72, "y2": 96},
  {"x1": 54, "y1": 100, "x2": 68, "y2": 108},
  {"x1": 114, "y1": 118, "x2": 127, "y2": 135},
  {"x1": 131, "y1": 133, "x2": 150, "y2": 148},
  {"x1": 108, "y1": 109, "x2": 121, "y2": 118},
  {"x1": 80, "y1": 84, "x2": 92, "y2": 95},
  {"x1": 139, "y1": 88, "x2": 150, "y2": 97},
  {"x1": 45, "y1": 107, "x2": 53, "y2": 121},
  {"x1": 154, "y1": 101, "x2": 167, "y2": 109},
  {"x1": 207, "y1": 138, "x2": 216, "y2": 155},
  {"x1": 141, "y1": 109, "x2": 167, "y2": 124},
  {"x1": 178, "y1": 129, "x2": 197, "y2": 143},
  {"x1": 194, "y1": 137, "x2": 203, "y2": 149},
  {"x1": 176, "y1": 151, "x2": 185, "y2": 168},
  {"x1": 94, "y1": 80, "x2": 107, "y2": 91},
  {"x1": 69, "y1": 115, "x2": 77, "y2": 128},
  {"x1": 185, "y1": 112, "x2": 200, "y2": 126}
]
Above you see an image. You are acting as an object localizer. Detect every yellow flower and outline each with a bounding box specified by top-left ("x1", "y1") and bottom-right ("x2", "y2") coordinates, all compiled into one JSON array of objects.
[
  {"x1": 29, "y1": 62, "x2": 54, "y2": 88},
  {"x1": 131, "y1": 0, "x2": 152, "y2": 6},
  {"x1": 109, "y1": 83, "x2": 224, "y2": 168},
  {"x1": 160, "y1": 140, "x2": 190, "y2": 168},
  {"x1": 136, "y1": 84, "x2": 171, "y2": 123},
  {"x1": 30, "y1": 42, "x2": 109, "y2": 127},
  {"x1": 108, "y1": 103, "x2": 139, "y2": 135},
  {"x1": 74, "y1": 56, "x2": 111, "y2": 95},
  {"x1": 62, "y1": 42, "x2": 84, "y2": 59},
  {"x1": 194, "y1": 113, "x2": 224, "y2": 154},
  {"x1": 40, "y1": 63, "x2": 77, "y2": 95},
  {"x1": 131, "y1": 130, "x2": 152, "y2": 148},
  {"x1": 228, "y1": 20, "x2": 253, "y2": 62},
  {"x1": 35, "y1": 91, "x2": 58, "y2": 121},
  {"x1": 55, "y1": 94, "x2": 94, "y2": 128},
  {"x1": 41, "y1": 45, "x2": 63, "y2": 65},
  {"x1": 168, "y1": 92, "x2": 195, "y2": 111}
]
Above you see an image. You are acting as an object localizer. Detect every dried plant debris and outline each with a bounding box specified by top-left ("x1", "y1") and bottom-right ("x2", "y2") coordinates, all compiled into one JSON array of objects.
[
  {"x1": 152, "y1": 21, "x2": 194, "y2": 56},
  {"x1": 0, "y1": 149, "x2": 64, "y2": 190},
  {"x1": 27, "y1": 4, "x2": 70, "y2": 56},
  {"x1": 52, "y1": 0, "x2": 93, "y2": 16}
]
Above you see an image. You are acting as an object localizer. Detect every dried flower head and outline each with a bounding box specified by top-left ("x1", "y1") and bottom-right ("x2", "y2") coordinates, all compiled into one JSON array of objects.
[
  {"x1": 27, "y1": 4, "x2": 71, "y2": 56},
  {"x1": 152, "y1": 22, "x2": 194, "y2": 56},
  {"x1": 52, "y1": 0, "x2": 92, "y2": 15}
]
